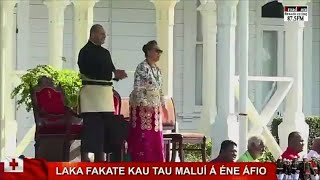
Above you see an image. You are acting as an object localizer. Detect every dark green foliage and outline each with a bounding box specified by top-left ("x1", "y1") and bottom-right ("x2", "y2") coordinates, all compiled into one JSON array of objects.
[
  {"x1": 271, "y1": 117, "x2": 282, "y2": 144},
  {"x1": 258, "y1": 147, "x2": 275, "y2": 162},
  {"x1": 11, "y1": 65, "x2": 81, "y2": 112},
  {"x1": 184, "y1": 140, "x2": 212, "y2": 162},
  {"x1": 305, "y1": 116, "x2": 320, "y2": 150}
]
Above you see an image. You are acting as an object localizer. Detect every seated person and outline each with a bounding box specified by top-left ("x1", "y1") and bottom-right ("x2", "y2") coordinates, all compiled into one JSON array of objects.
[
  {"x1": 282, "y1": 131, "x2": 304, "y2": 160},
  {"x1": 210, "y1": 140, "x2": 237, "y2": 162},
  {"x1": 307, "y1": 137, "x2": 320, "y2": 160},
  {"x1": 237, "y1": 135, "x2": 265, "y2": 162}
]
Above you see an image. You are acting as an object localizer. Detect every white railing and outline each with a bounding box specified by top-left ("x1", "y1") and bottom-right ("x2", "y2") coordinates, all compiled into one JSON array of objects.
[{"x1": 234, "y1": 75, "x2": 293, "y2": 159}]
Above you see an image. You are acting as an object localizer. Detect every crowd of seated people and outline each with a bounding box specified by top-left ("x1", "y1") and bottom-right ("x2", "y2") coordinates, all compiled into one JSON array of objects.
[
  {"x1": 210, "y1": 131, "x2": 320, "y2": 163},
  {"x1": 210, "y1": 135, "x2": 265, "y2": 162}
]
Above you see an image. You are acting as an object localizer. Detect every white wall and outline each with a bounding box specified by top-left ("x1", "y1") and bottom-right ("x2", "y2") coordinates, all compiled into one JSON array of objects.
[
  {"x1": 13, "y1": 0, "x2": 320, "y2": 157},
  {"x1": 23, "y1": 0, "x2": 184, "y2": 108},
  {"x1": 15, "y1": 0, "x2": 184, "y2": 156}
]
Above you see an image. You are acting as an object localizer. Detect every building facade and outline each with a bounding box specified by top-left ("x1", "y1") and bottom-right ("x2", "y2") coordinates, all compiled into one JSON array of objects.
[{"x1": 0, "y1": 0, "x2": 319, "y2": 159}]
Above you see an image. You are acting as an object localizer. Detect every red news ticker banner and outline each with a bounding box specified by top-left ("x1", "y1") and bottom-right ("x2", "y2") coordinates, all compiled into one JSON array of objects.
[{"x1": 0, "y1": 158, "x2": 277, "y2": 180}]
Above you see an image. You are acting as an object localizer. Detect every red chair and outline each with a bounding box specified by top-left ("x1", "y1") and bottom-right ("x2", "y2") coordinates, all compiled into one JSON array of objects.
[
  {"x1": 113, "y1": 89, "x2": 121, "y2": 115},
  {"x1": 162, "y1": 98, "x2": 207, "y2": 162},
  {"x1": 30, "y1": 76, "x2": 83, "y2": 161},
  {"x1": 109, "y1": 89, "x2": 129, "y2": 162}
]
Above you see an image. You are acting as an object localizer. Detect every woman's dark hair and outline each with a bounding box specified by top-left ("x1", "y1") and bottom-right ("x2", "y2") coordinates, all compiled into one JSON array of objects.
[{"x1": 142, "y1": 40, "x2": 158, "y2": 58}]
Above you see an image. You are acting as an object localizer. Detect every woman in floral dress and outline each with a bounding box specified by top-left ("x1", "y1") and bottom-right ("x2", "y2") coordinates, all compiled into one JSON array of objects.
[{"x1": 127, "y1": 40, "x2": 168, "y2": 162}]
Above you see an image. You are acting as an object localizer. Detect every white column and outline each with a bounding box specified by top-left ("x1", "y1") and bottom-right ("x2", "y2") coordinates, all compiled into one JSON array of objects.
[
  {"x1": 181, "y1": 1, "x2": 196, "y2": 117},
  {"x1": 72, "y1": 0, "x2": 98, "y2": 70},
  {"x1": 151, "y1": 0, "x2": 179, "y2": 97},
  {"x1": 197, "y1": 0, "x2": 217, "y2": 136},
  {"x1": 0, "y1": 0, "x2": 17, "y2": 159},
  {"x1": 212, "y1": 0, "x2": 239, "y2": 158},
  {"x1": 43, "y1": 0, "x2": 70, "y2": 69},
  {"x1": 278, "y1": 0, "x2": 310, "y2": 154},
  {"x1": 16, "y1": 0, "x2": 30, "y2": 70},
  {"x1": 238, "y1": 0, "x2": 249, "y2": 155},
  {"x1": 303, "y1": 2, "x2": 313, "y2": 116}
]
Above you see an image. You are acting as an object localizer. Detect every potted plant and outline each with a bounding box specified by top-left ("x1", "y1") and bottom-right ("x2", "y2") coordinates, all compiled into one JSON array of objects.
[{"x1": 11, "y1": 65, "x2": 82, "y2": 112}]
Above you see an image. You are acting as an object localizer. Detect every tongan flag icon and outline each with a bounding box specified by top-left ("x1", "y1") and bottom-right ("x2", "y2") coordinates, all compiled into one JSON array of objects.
[
  {"x1": 1, "y1": 157, "x2": 24, "y2": 173},
  {"x1": 0, "y1": 157, "x2": 48, "y2": 180}
]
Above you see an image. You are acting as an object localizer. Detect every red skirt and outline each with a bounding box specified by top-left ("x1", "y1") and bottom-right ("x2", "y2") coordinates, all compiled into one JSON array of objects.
[{"x1": 127, "y1": 105, "x2": 165, "y2": 162}]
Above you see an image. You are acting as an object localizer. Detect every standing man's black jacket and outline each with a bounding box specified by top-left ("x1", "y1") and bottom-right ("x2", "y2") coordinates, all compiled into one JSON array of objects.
[{"x1": 78, "y1": 41, "x2": 116, "y2": 81}]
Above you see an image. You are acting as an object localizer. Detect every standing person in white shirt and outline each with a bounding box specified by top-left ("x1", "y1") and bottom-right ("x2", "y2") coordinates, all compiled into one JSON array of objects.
[{"x1": 307, "y1": 137, "x2": 320, "y2": 160}]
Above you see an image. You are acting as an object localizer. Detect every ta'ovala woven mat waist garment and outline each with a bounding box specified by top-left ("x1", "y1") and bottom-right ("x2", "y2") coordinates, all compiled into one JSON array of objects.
[{"x1": 79, "y1": 74, "x2": 114, "y2": 113}]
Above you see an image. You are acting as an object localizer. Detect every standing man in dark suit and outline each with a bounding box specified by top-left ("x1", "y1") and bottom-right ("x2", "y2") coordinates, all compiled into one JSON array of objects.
[{"x1": 78, "y1": 24, "x2": 127, "y2": 162}]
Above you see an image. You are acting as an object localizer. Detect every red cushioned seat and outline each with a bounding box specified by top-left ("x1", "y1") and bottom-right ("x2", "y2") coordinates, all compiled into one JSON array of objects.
[
  {"x1": 30, "y1": 77, "x2": 125, "y2": 162},
  {"x1": 36, "y1": 87, "x2": 65, "y2": 115},
  {"x1": 114, "y1": 90, "x2": 121, "y2": 115},
  {"x1": 30, "y1": 77, "x2": 84, "y2": 161}
]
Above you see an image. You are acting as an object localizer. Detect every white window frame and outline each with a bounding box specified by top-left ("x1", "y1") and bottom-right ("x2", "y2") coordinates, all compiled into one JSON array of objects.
[
  {"x1": 180, "y1": 0, "x2": 202, "y2": 119},
  {"x1": 194, "y1": 0, "x2": 203, "y2": 112},
  {"x1": 255, "y1": 0, "x2": 286, "y2": 112},
  {"x1": 254, "y1": 0, "x2": 313, "y2": 114},
  {"x1": 194, "y1": 41, "x2": 203, "y2": 109},
  {"x1": 255, "y1": 26, "x2": 285, "y2": 111}
]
